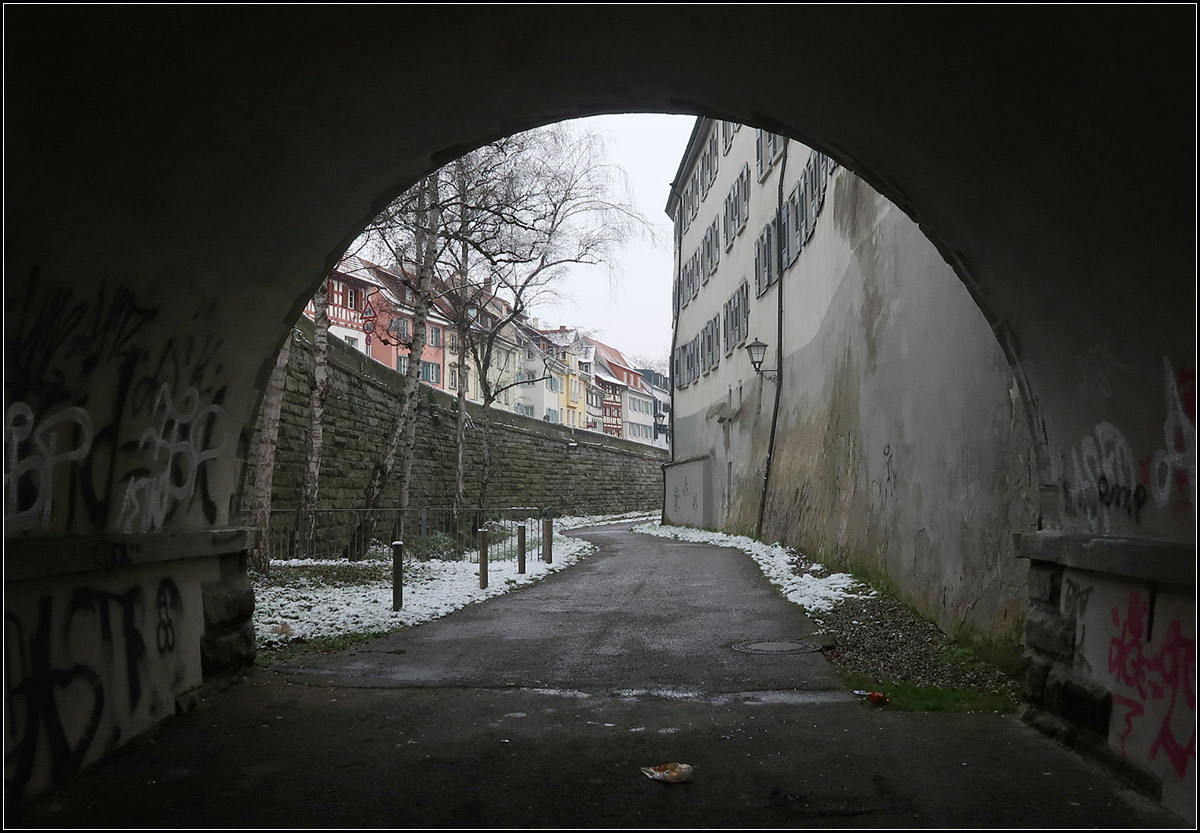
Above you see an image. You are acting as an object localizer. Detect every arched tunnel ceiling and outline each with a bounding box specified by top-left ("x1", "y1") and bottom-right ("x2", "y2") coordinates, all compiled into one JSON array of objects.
[{"x1": 5, "y1": 6, "x2": 1196, "y2": 539}]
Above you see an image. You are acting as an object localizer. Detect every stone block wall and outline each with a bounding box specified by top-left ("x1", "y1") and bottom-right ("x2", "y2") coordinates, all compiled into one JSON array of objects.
[{"x1": 266, "y1": 321, "x2": 667, "y2": 522}]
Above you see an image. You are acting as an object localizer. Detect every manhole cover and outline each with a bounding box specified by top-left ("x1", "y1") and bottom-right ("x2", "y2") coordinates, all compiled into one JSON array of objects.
[{"x1": 731, "y1": 640, "x2": 822, "y2": 655}]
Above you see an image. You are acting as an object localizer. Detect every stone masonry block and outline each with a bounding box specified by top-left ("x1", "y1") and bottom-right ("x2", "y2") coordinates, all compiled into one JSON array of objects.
[
  {"x1": 1026, "y1": 562, "x2": 1062, "y2": 606},
  {"x1": 1024, "y1": 605, "x2": 1073, "y2": 660},
  {"x1": 203, "y1": 575, "x2": 256, "y2": 629},
  {"x1": 1045, "y1": 665, "x2": 1112, "y2": 734},
  {"x1": 200, "y1": 621, "x2": 256, "y2": 678}
]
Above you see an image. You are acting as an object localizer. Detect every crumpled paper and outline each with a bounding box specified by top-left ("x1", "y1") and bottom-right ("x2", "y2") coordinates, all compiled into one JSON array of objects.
[{"x1": 641, "y1": 762, "x2": 694, "y2": 782}]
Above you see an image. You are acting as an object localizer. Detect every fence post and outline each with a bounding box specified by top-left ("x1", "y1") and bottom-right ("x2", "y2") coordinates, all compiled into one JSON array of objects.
[
  {"x1": 517, "y1": 524, "x2": 526, "y2": 574},
  {"x1": 479, "y1": 529, "x2": 489, "y2": 589},
  {"x1": 542, "y1": 518, "x2": 553, "y2": 564},
  {"x1": 391, "y1": 540, "x2": 404, "y2": 611},
  {"x1": 420, "y1": 507, "x2": 427, "y2": 557}
]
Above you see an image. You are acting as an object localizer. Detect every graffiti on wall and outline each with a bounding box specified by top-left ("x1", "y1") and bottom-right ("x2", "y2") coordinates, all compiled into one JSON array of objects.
[
  {"x1": 1076, "y1": 340, "x2": 1134, "y2": 399},
  {"x1": 1108, "y1": 591, "x2": 1196, "y2": 779},
  {"x1": 1141, "y1": 358, "x2": 1196, "y2": 513},
  {"x1": 1063, "y1": 358, "x2": 1195, "y2": 531},
  {"x1": 4, "y1": 578, "x2": 186, "y2": 796},
  {"x1": 4, "y1": 404, "x2": 95, "y2": 534},
  {"x1": 1064, "y1": 421, "x2": 1139, "y2": 532},
  {"x1": 115, "y1": 384, "x2": 231, "y2": 534},
  {"x1": 4, "y1": 272, "x2": 243, "y2": 535},
  {"x1": 1063, "y1": 576, "x2": 1094, "y2": 675},
  {"x1": 870, "y1": 443, "x2": 899, "y2": 509}
]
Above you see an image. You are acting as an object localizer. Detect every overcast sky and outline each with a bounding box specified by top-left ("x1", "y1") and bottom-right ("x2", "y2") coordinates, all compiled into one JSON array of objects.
[{"x1": 527, "y1": 113, "x2": 697, "y2": 367}]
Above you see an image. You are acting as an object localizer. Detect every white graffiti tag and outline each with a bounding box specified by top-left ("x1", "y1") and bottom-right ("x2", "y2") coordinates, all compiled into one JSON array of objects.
[
  {"x1": 1070, "y1": 421, "x2": 1138, "y2": 533},
  {"x1": 116, "y1": 384, "x2": 228, "y2": 533},
  {"x1": 1150, "y1": 356, "x2": 1196, "y2": 509},
  {"x1": 4, "y1": 403, "x2": 95, "y2": 533}
]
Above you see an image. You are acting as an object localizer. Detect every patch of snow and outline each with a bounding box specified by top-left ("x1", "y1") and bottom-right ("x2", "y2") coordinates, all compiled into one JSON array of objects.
[
  {"x1": 254, "y1": 514, "x2": 610, "y2": 647},
  {"x1": 629, "y1": 521, "x2": 872, "y2": 613}
]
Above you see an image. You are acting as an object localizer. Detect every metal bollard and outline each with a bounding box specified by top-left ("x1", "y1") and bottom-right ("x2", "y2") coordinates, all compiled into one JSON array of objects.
[
  {"x1": 542, "y1": 518, "x2": 553, "y2": 563},
  {"x1": 391, "y1": 541, "x2": 404, "y2": 610},
  {"x1": 517, "y1": 524, "x2": 526, "y2": 574},
  {"x1": 479, "y1": 529, "x2": 488, "y2": 589}
]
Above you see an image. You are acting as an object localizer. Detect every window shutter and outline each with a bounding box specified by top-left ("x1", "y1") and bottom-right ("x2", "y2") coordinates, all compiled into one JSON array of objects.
[
  {"x1": 740, "y1": 165, "x2": 751, "y2": 227},
  {"x1": 779, "y1": 203, "x2": 790, "y2": 268}
]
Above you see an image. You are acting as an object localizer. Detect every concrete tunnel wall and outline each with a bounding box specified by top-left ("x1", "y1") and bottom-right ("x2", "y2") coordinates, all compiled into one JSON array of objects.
[{"x1": 4, "y1": 5, "x2": 1195, "y2": 808}]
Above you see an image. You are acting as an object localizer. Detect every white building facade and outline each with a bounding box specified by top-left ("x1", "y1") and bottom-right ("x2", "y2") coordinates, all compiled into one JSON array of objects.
[{"x1": 665, "y1": 117, "x2": 1038, "y2": 668}]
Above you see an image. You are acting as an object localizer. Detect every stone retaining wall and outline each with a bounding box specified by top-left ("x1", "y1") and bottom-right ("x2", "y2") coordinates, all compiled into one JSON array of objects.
[{"x1": 266, "y1": 321, "x2": 667, "y2": 518}]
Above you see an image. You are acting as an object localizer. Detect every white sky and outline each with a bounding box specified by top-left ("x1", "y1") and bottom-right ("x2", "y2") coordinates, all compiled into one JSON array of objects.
[{"x1": 526, "y1": 114, "x2": 697, "y2": 366}]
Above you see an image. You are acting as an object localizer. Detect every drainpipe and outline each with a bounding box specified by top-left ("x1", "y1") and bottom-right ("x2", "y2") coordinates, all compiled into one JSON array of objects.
[
  {"x1": 664, "y1": 203, "x2": 682, "y2": 526},
  {"x1": 756, "y1": 142, "x2": 787, "y2": 540}
]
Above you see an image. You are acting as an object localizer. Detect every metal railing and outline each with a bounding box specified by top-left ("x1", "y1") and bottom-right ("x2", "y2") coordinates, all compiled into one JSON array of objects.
[{"x1": 266, "y1": 506, "x2": 552, "y2": 564}]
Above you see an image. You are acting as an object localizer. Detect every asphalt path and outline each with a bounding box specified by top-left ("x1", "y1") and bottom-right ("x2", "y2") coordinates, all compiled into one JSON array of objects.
[{"x1": 9, "y1": 523, "x2": 1187, "y2": 828}]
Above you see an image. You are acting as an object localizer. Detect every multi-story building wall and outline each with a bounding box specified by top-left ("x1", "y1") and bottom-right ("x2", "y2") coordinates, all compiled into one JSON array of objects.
[
  {"x1": 638, "y1": 367, "x2": 672, "y2": 450},
  {"x1": 305, "y1": 256, "x2": 449, "y2": 389},
  {"x1": 540, "y1": 326, "x2": 593, "y2": 430},
  {"x1": 513, "y1": 320, "x2": 567, "y2": 423},
  {"x1": 437, "y1": 286, "x2": 520, "y2": 409},
  {"x1": 664, "y1": 117, "x2": 1037, "y2": 662},
  {"x1": 592, "y1": 339, "x2": 658, "y2": 446}
]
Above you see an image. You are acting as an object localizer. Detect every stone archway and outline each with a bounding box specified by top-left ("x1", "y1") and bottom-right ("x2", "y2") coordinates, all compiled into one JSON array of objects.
[{"x1": 5, "y1": 5, "x2": 1194, "y2": 806}]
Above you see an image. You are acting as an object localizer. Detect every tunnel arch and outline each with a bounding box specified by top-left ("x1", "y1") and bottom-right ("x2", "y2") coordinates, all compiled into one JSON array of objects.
[{"x1": 5, "y1": 5, "x2": 1195, "y2": 806}]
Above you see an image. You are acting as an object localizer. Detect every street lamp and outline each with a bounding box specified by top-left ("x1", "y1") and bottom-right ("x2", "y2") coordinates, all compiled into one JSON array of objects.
[
  {"x1": 746, "y1": 338, "x2": 779, "y2": 385},
  {"x1": 653, "y1": 409, "x2": 667, "y2": 439}
]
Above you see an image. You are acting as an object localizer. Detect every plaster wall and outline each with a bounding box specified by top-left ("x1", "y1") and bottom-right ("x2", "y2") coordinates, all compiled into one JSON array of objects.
[{"x1": 669, "y1": 132, "x2": 1036, "y2": 663}]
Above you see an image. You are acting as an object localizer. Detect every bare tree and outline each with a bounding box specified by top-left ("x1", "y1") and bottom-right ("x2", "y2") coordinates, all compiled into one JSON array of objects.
[
  {"x1": 628, "y1": 352, "x2": 671, "y2": 378},
  {"x1": 294, "y1": 281, "x2": 332, "y2": 557},
  {"x1": 246, "y1": 329, "x2": 294, "y2": 573},
  {"x1": 339, "y1": 122, "x2": 649, "y2": 557},
  {"x1": 339, "y1": 171, "x2": 444, "y2": 559},
  {"x1": 434, "y1": 123, "x2": 651, "y2": 519}
]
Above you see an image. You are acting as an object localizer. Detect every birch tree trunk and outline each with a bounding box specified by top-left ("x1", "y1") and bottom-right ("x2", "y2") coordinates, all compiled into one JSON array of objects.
[
  {"x1": 344, "y1": 173, "x2": 440, "y2": 559},
  {"x1": 453, "y1": 323, "x2": 469, "y2": 519},
  {"x1": 246, "y1": 330, "x2": 293, "y2": 574},
  {"x1": 294, "y1": 282, "x2": 331, "y2": 558}
]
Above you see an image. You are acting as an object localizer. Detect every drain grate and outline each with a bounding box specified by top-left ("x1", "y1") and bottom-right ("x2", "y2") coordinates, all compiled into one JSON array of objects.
[{"x1": 731, "y1": 639, "x2": 822, "y2": 655}]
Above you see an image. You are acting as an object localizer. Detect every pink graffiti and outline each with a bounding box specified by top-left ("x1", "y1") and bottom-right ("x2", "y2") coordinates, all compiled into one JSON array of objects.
[{"x1": 1108, "y1": 592, "x2": 1197, "y2": 778}]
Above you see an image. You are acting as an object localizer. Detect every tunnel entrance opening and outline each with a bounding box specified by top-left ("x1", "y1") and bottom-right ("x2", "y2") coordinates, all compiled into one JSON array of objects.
[{"x1": 6, "y1": 7, "x2": 1193, "y2": 817}]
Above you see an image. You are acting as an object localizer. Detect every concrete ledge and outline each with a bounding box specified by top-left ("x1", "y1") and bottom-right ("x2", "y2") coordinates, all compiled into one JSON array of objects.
[
  {"x1": 4, "y1": 528, "x2": 257, "y2": 582},
  {"x1": 1017, "y1": 532, "x2": 1195, "y2": 588}
]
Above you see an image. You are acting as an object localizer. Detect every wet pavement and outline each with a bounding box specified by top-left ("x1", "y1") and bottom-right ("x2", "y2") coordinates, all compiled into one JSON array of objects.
[{"x1": 7, "y1": 524, "x2": 1188, "y2": 828}]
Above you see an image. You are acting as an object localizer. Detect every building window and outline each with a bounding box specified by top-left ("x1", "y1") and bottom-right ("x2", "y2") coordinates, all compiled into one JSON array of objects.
[
  {"x1": 389, "y1": 317, "x2": 411, "y2": 341},
  {"x1": 427, "y1": 326, "x2": 442, "y2": 347},
  {"x1": 344, "y1": 335, "x2": 359, "y2": 350},
  {"x1": 754, "y1": 223, "x2": 774, "y2": 296},
  {"x1": 721, "y1": 120, "x2": 736, "y2": 154},
  {"x1": 347, "y1": 288, "x2": 356, "y2": 310},
  {"x1": 789, "y1": 182, "x2": 807, "y2": 261},
  {"x1": 449, "y1": 367, "x2": 458, "y2": 389},
  {"x1": 421, "y1": 361, "x2": 441, "y2": 385}
]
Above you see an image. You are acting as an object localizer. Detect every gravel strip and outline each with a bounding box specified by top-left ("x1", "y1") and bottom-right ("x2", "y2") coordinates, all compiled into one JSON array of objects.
[{"x1": 786, "y1": 550, "x2": 1021, "y2": 697}]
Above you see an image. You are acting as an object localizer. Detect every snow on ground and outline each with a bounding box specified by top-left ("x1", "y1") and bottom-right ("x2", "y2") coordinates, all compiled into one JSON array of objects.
[
  {"x1": 252, "y1": 511, "x2": 868, "y2": 649},
  {"x1": 253, "y1": 511, "x2": 657, "y2": 648},
  {"x1": 629, "y1": 521, "x2": 873, "y2": 613}
]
